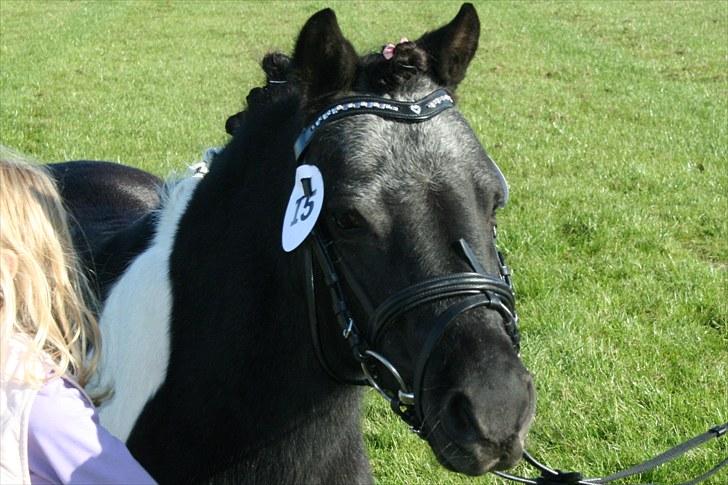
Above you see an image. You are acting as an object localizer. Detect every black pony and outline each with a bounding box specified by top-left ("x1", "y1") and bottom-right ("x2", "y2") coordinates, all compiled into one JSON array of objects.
[{"x1": 78, "y1": 4, "x2": 535, "y2": 483}]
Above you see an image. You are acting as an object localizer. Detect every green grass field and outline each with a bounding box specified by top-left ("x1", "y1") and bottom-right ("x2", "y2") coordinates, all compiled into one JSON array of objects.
[{"x1": 1, "y1": 1, "x2": 726, "y2": 483}]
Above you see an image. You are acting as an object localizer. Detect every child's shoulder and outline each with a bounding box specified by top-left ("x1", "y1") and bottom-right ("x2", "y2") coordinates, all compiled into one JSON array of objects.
[{"x1": 30, "y1": 376, "x2": 97, "y2": 435}]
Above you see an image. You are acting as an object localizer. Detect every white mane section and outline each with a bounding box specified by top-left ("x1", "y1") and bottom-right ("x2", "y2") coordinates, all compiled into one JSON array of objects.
[{"x1": 91, "y1": 174, "x2": 202, "y2": 442}]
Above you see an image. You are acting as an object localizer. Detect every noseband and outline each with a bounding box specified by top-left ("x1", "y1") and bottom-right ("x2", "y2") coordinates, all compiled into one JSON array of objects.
[{"x1": 295, "y1": 89, "x2": 520, "y2": 432}]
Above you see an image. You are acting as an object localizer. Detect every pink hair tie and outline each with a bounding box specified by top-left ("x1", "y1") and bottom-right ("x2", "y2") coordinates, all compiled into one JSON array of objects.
[{"x1": 382, "y1": 37, "x2": 409, "y2": 60}]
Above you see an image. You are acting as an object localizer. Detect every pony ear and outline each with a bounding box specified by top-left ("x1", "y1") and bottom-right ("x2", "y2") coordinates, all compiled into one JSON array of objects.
[
  {"x1": 293, "y1": 8, "x2": 358, "y2": 102},
  {"x1": 415, "y1": 3, "x2": 480, "y2": 89}
]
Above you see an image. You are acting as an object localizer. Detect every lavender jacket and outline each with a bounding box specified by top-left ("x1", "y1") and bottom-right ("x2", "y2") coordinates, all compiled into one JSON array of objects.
[{"x1": 27, "y1": 377, "x2": 156, "y2": 484}]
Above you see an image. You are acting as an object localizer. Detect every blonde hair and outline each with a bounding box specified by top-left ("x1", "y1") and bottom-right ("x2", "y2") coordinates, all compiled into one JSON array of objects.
[{"x1": 0, "y1": 154, "x2": 101, "y2": 390}]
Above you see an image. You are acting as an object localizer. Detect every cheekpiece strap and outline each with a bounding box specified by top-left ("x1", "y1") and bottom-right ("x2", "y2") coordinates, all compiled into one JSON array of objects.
[{"x1": 294, "y1": 89, "x2": 455, "y2": 161}]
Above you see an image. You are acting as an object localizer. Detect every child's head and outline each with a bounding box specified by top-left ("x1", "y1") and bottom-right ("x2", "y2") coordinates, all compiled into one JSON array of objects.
[{"x1": 0, "y1": 154, "x2": 100, "y2": 388}]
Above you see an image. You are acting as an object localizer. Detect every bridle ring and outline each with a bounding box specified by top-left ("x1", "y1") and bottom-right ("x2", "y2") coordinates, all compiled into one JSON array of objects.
[{"x1": 361, "y1": 350, "x2": 415, "y2": 406}]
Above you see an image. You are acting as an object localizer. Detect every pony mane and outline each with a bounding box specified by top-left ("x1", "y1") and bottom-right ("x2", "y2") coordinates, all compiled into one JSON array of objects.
[
  {"x1": 229, "y1": 43, "x2": 436, "y2": 136},
  {"x1": 225, "y1": 52, "x2": 297, "y2": 136},
  {"x1": 262, "y1": 52, "x2": 293, "y2": 83}
]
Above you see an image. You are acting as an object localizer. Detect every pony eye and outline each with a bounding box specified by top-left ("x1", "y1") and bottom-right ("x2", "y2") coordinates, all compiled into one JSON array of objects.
[{"x1": 332, "y1": 210, "x2": 365, "y2": 231}]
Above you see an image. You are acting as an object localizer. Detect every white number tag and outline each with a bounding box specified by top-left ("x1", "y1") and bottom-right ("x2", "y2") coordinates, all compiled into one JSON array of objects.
[{"x1": 281, "y1": 164, "x2": 324, "y2": 252}]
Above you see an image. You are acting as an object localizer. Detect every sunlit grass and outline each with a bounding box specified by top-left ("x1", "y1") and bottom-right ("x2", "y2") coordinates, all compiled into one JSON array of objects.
[{"x1": 1, "y1": 1, "x2": 725, "y2": 484}]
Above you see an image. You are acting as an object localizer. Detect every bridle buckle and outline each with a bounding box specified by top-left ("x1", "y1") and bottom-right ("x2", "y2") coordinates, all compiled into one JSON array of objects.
[{"x1": 342, "y1": 317, "x2": 354, "y2": 339}]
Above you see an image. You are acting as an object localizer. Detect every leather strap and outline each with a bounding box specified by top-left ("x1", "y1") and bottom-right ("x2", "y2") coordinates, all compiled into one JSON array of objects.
[{"x1": 294, "y1": 89, "x2": 454, "y2": 160}]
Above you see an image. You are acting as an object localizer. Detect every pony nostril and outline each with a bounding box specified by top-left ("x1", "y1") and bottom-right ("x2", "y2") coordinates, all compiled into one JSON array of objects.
[{"x1": 444, "y1": 392, "x2": 481, "y2": 443}]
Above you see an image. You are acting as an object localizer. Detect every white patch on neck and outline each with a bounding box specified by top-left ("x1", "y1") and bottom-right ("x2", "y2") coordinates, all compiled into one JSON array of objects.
[{"x1": 89, "y1": 175, "x2": 201, "y2": 442}]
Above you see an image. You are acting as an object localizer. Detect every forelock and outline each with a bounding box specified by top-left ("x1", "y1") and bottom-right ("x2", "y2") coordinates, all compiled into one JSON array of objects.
[{"x1": 355, "y1": 42, "x2": 430, "y2": 95}]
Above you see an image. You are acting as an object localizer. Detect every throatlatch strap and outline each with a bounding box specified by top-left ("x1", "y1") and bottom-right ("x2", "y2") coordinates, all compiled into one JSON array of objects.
[
  {"x1": 305, "y1": 244, "x2": 342, "y2": 384},
  {"x1": 305, "y1": 237, "x2": 368, "y2": 386}
]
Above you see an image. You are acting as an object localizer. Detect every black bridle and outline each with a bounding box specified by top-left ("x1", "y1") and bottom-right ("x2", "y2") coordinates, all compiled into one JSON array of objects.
[
  {"x1": 294, "y1": 89, "x2": 519, "y2": 432},
  {"x1": 290, "y1": 88, "x2": 727, "y2": 484}
]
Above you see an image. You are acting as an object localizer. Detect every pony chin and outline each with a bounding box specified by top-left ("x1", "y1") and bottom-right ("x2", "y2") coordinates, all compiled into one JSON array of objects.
[{"x1": 90, "y1": 176, "x2": 201, "y2": 442}]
